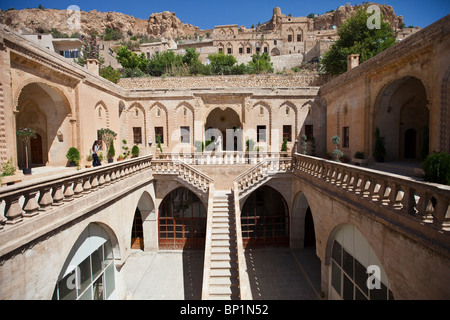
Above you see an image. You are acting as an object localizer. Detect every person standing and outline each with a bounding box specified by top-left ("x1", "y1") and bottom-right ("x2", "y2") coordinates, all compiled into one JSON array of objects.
[{"x1": 92, "y1": 140, "x2": 101, "y2": 167}]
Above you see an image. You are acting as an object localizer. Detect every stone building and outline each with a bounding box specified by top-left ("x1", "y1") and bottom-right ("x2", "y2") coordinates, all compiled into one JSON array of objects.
[{"x1": 0, "y1": 14, "x2": 448, "y2": 301}]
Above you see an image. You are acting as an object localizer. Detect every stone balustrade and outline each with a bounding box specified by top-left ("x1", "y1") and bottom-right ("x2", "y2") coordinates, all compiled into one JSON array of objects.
[
  {"x1": 156, "y1": 151, "x2": 291, "y2": 166},
  {"x1": 292, "y1": 153, "x2": 450, "y2": 234},
  {"x1": 0, "y1": 156, "x2": 153, "y2": 230},
  {"x1": 234, "y1": 156, "x2": 292, "y2": 194},
  {"x1": 151, "y1": 159, "x2": 213, "y2": 194}
]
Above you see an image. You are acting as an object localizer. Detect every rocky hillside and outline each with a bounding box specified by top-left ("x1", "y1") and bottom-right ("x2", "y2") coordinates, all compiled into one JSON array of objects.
[
  {"x1": 313, "y1": 3, "x2": 404, "y2": 30},
  {"x1": 0, "y1": 8, "x2": 206, "y2": 40}
]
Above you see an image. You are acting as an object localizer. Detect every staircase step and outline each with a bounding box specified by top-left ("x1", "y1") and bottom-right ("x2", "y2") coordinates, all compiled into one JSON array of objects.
[
  {"x1": 209, "y1": 284, "x2": 239, "y2": 295},
  {"x1": 211, "y1": 260, "x2": 238, "y2": 269},
  {"x1": 210, "y1": 268, "x2": 238, "y2": 277},
  {"x1": 210, "y1": 276, "x2": 239, "y2": 286}
]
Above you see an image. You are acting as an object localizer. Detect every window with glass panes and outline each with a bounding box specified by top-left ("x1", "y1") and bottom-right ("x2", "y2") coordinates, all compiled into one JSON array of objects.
[
  {"x1": 241, "y1": 186, "x2": 289, "y2": 248},
  {"x1": 331, "y1": 240, "x2": 394, "y2": 300},
  {"x1": 159, "y1": 187, "x2": 207, "y2": 249},
  {"x1": 52, "y1": 240, "x2": 115, "y2": 300}
]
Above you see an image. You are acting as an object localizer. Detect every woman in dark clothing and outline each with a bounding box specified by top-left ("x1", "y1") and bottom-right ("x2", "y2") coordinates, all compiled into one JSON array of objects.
[{"x1": 92, "y1": 140, "x2": 101, "y2": 167}]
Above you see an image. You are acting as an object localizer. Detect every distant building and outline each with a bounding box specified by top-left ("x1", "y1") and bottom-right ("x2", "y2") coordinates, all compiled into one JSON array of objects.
[{"x1": 21, "y1": 33, "x2": 82, "y2": 59}]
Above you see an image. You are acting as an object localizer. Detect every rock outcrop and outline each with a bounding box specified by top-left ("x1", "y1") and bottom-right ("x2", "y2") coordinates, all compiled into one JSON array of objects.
[
  {"x1": 0, "y1": 8, "x2": 204, "y2": 39},
  {"x1": 313, "y1": 3, "x2": 404, "y2": 30}
]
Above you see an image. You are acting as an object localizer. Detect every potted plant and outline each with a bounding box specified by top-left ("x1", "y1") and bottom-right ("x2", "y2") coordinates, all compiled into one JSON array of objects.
[
  {"x1": 352, "y1": 151, "x2": 368, "y2": 166},
  {"x1": 117, "y1": 154, "x2": 124, "y2": 161},
  {"x1": 66, "y1": 147, "x2": 81, "y2": 169},
  {"x1": 131, "y1": 145, "x2": 140, "y2": 158},
  {"x1": 374, "y1": 127, "x2": 386, "y2": 162},
  {"x1": 86, "y1": 152, "x2": 93, "y2": 168},
  {"x1": 99, "y1": 128, "x2": 117, "y2": 163},
  {"x1": 300, "y1": 134, "x2": 308, "y2": 155},
  {"x1": 107, "y1": 141, "x2": 115, "y2": 163},
  {"x1": 331, "y1": 135, "x2": 343, "y2": 162},
  {"x1": 121, "y1": 140, "x2": 131, "y2": 159},
  {"x1": 156, "y1": 135, "x2": 163, "y2": 153},
  {"x1": 16, "y1": 127, "x2": 37, "y2": 175}
]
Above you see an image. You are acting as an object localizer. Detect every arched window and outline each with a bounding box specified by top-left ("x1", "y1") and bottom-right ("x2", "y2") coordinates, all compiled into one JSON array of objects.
[
  {"x1": 159, "y1": 187, "x2": 207, "y2": 249},
  {"x1": 241, "y1": 186, "x2": 289, "y2": 247},
  {"x1": 52, "y1": 224, "x2": 117, "y2": 300},
  {"x1": 330, "y1": 225, "x2": 394, "y2": 300}
]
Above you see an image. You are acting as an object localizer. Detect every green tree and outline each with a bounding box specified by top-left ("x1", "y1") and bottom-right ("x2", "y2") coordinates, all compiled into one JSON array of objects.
[
  {"x1": 248, "y1": 52, "x2": 274, "y2": 74},
  {"x1": 208, "y1": 52, "x2": 237, "y2": 75},
  {"x1": 100, "y1": 66, "x2": 122, "y2": 84},
  {"x1": 116, "y1": 46, "x2": 149, "y2": 77},
  {"x1": 319, "y1": 7, "x2": 396, "y2": 75},
  {"x1": 148, "y1": 51, "x2": 183, "y2": 76},
  {"x1": 182, "y1": 48, "x2": 204, "y2": 75}
]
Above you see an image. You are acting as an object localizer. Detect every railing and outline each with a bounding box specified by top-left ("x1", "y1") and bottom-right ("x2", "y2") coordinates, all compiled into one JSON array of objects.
[
  {"x1": 155, "y1": 151, "x2": 290, "y2": 166},
  {"x1": 150, "y1": 159, "x2": 213, "y2": 194},
  {"x1": 232, "y1": 182, "x2": 251, "y2": 300},
  {"x1": 234, "y1": 156, "x2": 292, "y2": 194},
  {"x1": 292, "y1": 153, "x2": 450, "y2": 233},
  {"x1": 0, "y1": 156, "x2": 153, "y2": 230},
  {"x1": 201, "y1": 182, "x2": 215, "y2": 300}
]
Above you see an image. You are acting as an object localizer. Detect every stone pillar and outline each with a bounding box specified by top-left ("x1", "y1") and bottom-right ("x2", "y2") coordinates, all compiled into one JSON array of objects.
[{"x1": 347, "y1": 54, "x2": 360, "y2": 71}]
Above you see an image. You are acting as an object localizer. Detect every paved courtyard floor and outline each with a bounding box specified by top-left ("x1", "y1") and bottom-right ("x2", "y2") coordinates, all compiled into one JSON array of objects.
[{"x1": 120, "y1": 247, "x2": 321, "y2": 300}]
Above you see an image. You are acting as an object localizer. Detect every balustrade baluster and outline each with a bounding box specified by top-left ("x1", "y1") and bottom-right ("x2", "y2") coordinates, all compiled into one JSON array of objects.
[
  {"x1": 432, "y1": 194, "x2": 450, "y2": 231},
  {"x1": 82, "y1": 177, "x2": 92, "y2": 195},
  {"x1": 414, "y1": 192, "x2": 434, "y2": 223},
  {"x1": 52, "y1": 182, "x2": 65, "y2": 206},
  {"x1": 91, "y1": 174, "x2": 99, "y2": 191},
  {"x1": 38, "y1": 186, "x2": 53, "y2": 212},
  {"x1": 4, "y1": 194, "x2": 23, "y2": 224},
  {"x1": 64, "y1": 181, "x2": 74, "y2": 202},
  {"x1": 73, "y1": 179, "x2": 84, "y2": 198},
  {"x1": 400, "y1": 187, "x2": 417, "y2": 216},
  {"x1": 23, "y1": 190, "x2": 40, "y2": 218}
]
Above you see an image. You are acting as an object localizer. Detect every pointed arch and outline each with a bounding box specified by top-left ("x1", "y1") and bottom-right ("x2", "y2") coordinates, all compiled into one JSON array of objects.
[
  {"x1": 253, "y1": 101, "x2": 272, "y2": 145},
  {"x1": 127, "y1": 102, "x2": 147, "y2": 147},
  {"x1": 150, "y1": 102, "x2": 170, "y2": 148},
  {"x1": 280, "y1": 101, "x2": 298, "y2": 138}
]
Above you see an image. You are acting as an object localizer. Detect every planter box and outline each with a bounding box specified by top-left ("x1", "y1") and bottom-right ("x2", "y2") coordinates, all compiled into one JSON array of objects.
[
  {"x1": 1, "y1": 174, "x2": 23, "y2": 186},
  {"x1": 351, "y1": 158, "x2": 368, "y2": 166}
]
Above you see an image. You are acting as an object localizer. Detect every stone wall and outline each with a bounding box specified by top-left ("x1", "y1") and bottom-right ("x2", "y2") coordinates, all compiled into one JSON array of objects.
[{"x1": 118, "y1": 73, "x2": 328, "y2": 90}]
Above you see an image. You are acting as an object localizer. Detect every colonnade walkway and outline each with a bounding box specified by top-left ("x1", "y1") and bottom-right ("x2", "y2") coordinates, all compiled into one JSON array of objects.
[{"x1": 121, "y1": 247, "x2": 321, "y2": 300}]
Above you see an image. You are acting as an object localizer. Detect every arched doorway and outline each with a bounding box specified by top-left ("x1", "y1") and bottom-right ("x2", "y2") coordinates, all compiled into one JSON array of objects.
[
  {"x1": 205, "y1": 107, "x2": 242, "y2": 151},
  {"x1": 404, "y1": 128, "x2": 417, "y2": 159},
  {"x1": 30, "y1": 133, "x2": 44, "y2": 166},
  {"x1": 304, "y1": 207, "x2": 316, "y2": 247},
  {"x1": 131, "y1": 208, "x2": 144, "y2": 250},
  {"x1": 16, "y1": 82, "x2": 72, "y2": 167},
  {"x1": 373, "y1": 76, "x2": 429, "y2": 161},
  {"x1": 329, "y1": 224, "x2": 394, "y2": 300},
  {"x1": 52, "y1": 223, "x2": 119, "y2": 300},
  {"x1": 158, "y1": 187, "x2": 207, "y2": 250},
  {"x1": 241, "y1": 185, "x2": 289, "y2": 248}
]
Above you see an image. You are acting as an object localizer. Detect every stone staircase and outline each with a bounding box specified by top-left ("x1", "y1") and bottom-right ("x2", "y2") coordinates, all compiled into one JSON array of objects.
[{"x1": 208, "y1": 190, "x2": 240, "y2": 300}]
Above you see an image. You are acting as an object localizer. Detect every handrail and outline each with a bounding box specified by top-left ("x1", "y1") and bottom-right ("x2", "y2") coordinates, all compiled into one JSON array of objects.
[
  {"x1": 0, "y1": 155, "x2": 153, "y2": 229},
  {"x1": 292, "y1": 153, "x2": 450, "y2": 237},
  {"x1": 150, "y1": 159, "x2": 213, "y2": 194},
  {"x1": 201, "y1": 183, "x2": 215, "y2": 300},
  {"x1": 234, "y1": 156, "x2": 292, "y2": 194},
  {"x1": 233, "y1": 182, "x2": 251, "y2": 300},
  {"x1": 155, "y1": 151, "x2": 290, "y2": 166}
]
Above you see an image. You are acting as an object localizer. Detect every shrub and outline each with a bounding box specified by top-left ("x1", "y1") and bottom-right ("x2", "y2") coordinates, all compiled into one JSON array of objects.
[
  {"x1": 246, "y1": 139, "x2": 256, "y2": 152},
  {"x1": 354, "y1": 151, "x2": 365, "y2": 159},
  {"x1": 66, "y1": 147, "x2": 81, "y2": 168},
  {"x1": 108, "y1": 141, "x2": 115, "y2": 160},
  {"x1": 422, "y1": 152, "x2": 450, "y2": 185},
  {"x1": 1, "y1": 158, "x2": 16, "y2": 176},
  {"x1": 281, "y1": 137, "x2": 288, "y2": 152},
  {"x1": 131, "y1": 145, "x2": 140, "y2": 157},
  {"x1": 194, "y1": 141, "x2": 204, "y2": 152}
]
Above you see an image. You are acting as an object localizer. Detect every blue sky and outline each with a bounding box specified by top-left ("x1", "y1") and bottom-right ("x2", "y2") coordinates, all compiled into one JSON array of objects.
[{"x1": 1, "y1": 0, "x2": 449, "y2": 29}]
